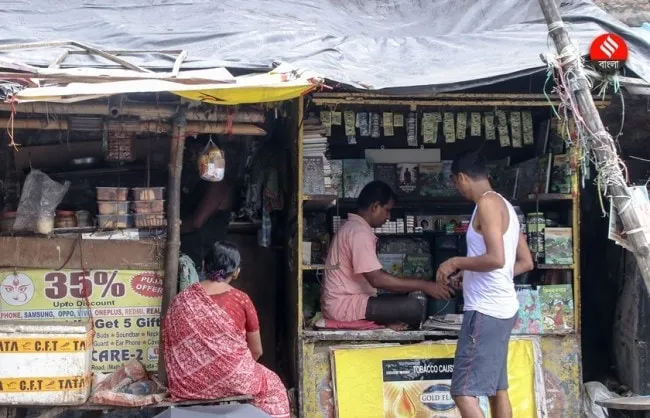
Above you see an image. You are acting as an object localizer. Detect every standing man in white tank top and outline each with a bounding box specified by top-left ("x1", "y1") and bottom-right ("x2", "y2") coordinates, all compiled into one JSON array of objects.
[{"x1": 435, "y1": 151, "x2": 534, "y2": 418}]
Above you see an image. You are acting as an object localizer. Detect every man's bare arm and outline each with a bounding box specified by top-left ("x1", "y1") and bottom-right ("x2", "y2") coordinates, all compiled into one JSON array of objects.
[
  {"x1": 184, "y1": 181, "x2": 231, "y2": 231},
  {"x1": 364, "y1": 270, "x2": 454, "y2": 300},
  {"x1": 513, "y1": 232, "x2": 535, "y2": 276}
]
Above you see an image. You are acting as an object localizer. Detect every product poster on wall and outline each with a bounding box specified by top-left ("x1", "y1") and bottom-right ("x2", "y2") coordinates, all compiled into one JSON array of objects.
[
  {"x1": 0, "y1": 269, "x2": 163, "y2": 372},
  {"x1": 330, "y1": 339, "x2": 545, "y2": 418}
]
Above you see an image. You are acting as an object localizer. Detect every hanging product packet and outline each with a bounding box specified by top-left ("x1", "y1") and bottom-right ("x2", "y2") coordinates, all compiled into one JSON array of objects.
[{"x1": 198, "y1": 139, "x2": 226, "y2": 182}]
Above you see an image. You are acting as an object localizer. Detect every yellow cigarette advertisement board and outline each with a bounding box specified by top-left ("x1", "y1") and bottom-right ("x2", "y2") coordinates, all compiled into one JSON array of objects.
[
  {"x1": 331, "y1": 339, "x2": 541, "y2": 418},
  {"x1": 0, "y1": 269, "x2": 162, "y2": 373}
]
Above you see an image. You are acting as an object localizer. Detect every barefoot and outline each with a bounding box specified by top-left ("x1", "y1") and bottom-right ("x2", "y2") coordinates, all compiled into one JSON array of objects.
[{"x1": 387, "y1": 322, "x2": 408, "y2": 331}]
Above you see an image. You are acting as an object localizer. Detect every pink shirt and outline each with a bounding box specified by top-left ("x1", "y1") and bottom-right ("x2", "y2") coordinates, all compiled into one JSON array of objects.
[{"x1": 321, "y1": 213, "x2": 382, "y2": 321}]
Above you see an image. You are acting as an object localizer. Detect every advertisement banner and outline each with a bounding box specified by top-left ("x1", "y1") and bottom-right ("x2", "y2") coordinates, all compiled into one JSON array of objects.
[
  {"x1": 0, "y1": 269, "x2": 163, "y2": 373},
  {"x1": 331, "y1": 339, "x2": 543, "y2": 418}
]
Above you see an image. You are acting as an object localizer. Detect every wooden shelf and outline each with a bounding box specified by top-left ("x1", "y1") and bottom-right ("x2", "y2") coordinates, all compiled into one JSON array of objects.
[
  {"x1": 514, "y1": 329, "x2": 574, "y2": 336},
  {"x1": 537, "y1": 263, "x2": 575, "y2": 270},
  {"x1": 302, "y1": 194, "x2": 338, "y2": 210},
  {"x1": 337, "y1": 196, "x2": 470, "y2": 208},
  {"x1": 228, "y1": 221, "x2": 262, "y2": 233},
  {"x1": 334, "y1": 193, "x2": 574, "y2": 209},
  {"x1": 519, "y1": 193, "x2": 574, "y2": 202},
  {"x1": 301, "y1": 329, "x2": 457, "y2": 342},
  {"x1": 48, "y1": 166, "x2": 166, "y2": 178},
  {"x1": 302, "y1": 264, "x2": 339, "y2": 271}
]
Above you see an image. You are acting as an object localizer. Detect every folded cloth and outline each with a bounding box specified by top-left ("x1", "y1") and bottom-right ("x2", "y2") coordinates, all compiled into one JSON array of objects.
[{"x1": 313, "y1": 317, "x2": 384, "y2": 330}]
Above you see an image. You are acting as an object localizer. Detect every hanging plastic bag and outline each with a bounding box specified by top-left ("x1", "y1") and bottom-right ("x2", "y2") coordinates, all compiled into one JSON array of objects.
[
  {"x1": 583, "y1": 381, "x2": 618, "y2": 418},
  {"x1": 197, "y1": 138, "x2": 226, "y2": 182},
  {"x1": 13, "y1": 170, "x2": 70, "y2": 234}
]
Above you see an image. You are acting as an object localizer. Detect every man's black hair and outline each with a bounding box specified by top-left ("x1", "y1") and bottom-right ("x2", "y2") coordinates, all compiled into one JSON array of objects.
[
  {"x1": 357, "y1": 181, "x2": 397, "y2": 211},
  {"x1": 451, "y1": 150, "x2": 488, "y2": 179}
]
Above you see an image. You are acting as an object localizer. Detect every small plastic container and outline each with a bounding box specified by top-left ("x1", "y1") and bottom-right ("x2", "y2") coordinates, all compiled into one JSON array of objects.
[
  {"x1": 97, "y1": 214, "x2": 132, "y2": 230},
  {"x1": 132, "y1": 200, "x2": 165, "y2": 214},
  {"x1": 97, "y1": 201, "x2": 130, "y2": 215},
  {"x1": 132, "y1": 187, "x2": 165, "y2": 201},
  {"x1": 1, "y1": 211, "x2": 16, "y2": 233},
  {"x1": 134, "y1": 213, "x2": 167, "y2": 228},
  {"x1": 55, "y1": 210, "x2": 78, "y2": 228},
  {"x1": 75, "y1": 211, "x2": 91, "y2": 228},
  {"x1": 96, "y1": 187, "x2": 129, "y2": 201}
]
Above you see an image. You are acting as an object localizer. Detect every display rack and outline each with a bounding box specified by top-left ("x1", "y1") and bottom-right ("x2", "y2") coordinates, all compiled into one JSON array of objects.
[{"x1": 294, "y1": 93, "x2": 588, "y2": 418}]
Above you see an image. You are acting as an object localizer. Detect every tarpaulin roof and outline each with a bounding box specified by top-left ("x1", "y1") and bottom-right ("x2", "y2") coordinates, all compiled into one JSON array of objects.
[
  {"x1": 0, "y1": 0, "x2": 649, "y2": 93},
  {"x1": 10, "y1": 67, "x2": 319, "y2": 104}
]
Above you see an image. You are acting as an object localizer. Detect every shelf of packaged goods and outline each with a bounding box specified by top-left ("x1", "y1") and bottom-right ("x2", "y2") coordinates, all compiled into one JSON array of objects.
[{"x1": 334, "y1": 193, "x2": 574, "y2": 208}]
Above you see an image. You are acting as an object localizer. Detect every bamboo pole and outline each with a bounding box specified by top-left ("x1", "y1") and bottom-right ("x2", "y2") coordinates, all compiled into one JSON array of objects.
[
  {"x1": 537, "y1": 0, "x2": 650, "y2": 293},
  {"x1": 0, "y1": 102, "x2": 266, "y2": 123},
  {"x1": 0, "y1": 119, "x2": 267, "y2": 136},
  {"x1": 157, "y1": 105, "x2": 187, "y2": 384},
  {"x1": 312, "y1": 98, "x2": 610, "y2": 108}
]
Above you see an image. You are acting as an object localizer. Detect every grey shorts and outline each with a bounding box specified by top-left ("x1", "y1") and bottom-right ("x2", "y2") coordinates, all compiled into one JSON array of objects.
[{"x1": 450, "y1": 310, "x2": 516, "y2": 397}]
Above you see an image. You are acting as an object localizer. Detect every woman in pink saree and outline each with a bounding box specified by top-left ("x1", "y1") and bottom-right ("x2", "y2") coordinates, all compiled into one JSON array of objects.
[{"x1": 162, "y1": 241, "x2": 290, "y2": 417}]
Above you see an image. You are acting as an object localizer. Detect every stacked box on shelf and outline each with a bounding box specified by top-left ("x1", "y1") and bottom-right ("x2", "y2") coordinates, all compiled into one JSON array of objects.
[
  {"x1": 303, "y1": 120, "x2": 336, "y2": 196},
  {"x1": 132, "y1": 187, "x2": 166, "y2": 228},
  {"x1": 96, "y1": 187, "x2": 131, "y2": 229}
]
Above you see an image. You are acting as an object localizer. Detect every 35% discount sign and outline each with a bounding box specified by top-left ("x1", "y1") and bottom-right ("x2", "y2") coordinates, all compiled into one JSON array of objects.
[{"x1": 44, "y1": 270, "x2": 126, "y2": 300}]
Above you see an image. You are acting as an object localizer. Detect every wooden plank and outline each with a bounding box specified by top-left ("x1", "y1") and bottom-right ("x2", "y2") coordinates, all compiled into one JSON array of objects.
[
  {"x1": 597, "y1": 396, "x2": 650, "y2": 411},
  {"x1": 0, "y1": 102, "x2": 266, "y2": 123},
  {"x1": 0, "y1": 119, "x2": 267, "y2": 136},
  {"x1": 0, "y1": 236, "x2": 164, "y2": 270},
  {"x1": 29, "y1": 396, "x2": 252, "y2": 418},
  {"x1": 540, "y1": 335, "x2": 582, "y2": 418},
  {"x1": 302, "y1": 329, "x2": 457, "y2": 342}
]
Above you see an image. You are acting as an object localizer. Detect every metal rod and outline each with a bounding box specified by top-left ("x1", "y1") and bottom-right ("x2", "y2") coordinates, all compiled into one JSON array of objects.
[
  {"x1": 171, "y1": 51, "x2": 188, "y2": 77},
  {"x1": 69, "y1": 41, "x2": 153, "y2": 73},
  {"x1": 49, "y1": 51, "x2": 69, "y2": 69},
  {"x1": 0, "y1": 40, "x2": 152, "y2": 73}
]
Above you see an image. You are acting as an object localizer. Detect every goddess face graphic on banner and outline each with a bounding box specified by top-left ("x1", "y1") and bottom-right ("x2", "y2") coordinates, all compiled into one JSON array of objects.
[{"x1": 0, "y1": 273, "x2": 35, "y2": 306}]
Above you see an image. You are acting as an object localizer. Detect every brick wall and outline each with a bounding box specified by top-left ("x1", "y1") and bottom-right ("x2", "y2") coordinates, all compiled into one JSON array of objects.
[{"x1": 595, "y1": 0, "x2": 650, "y2": 27}]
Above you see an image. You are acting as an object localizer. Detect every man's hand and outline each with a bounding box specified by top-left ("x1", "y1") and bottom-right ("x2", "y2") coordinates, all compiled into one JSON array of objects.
[
  {"x1": 436, "y1": 257, "x2": 459, "y2": 284},
  {"x1": 449, "y1": 270, "x2": 464, "y2": 290},
  {"x1": 422, "y1": 281, "x2": 454, "y2": 300}
]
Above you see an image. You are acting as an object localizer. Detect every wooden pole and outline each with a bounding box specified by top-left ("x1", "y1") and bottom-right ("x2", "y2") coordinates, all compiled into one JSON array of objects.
[
  {"x1": 537, "y1": 0, "x2": 650, "y2": 293},
  {"x1": 157, "y1": 105, "x2": 187, "y2": 384},
  {"x1": 0, "y1": 119, "x2": 267, "y2": 136},
  {"x1": 0, "y1": 102, "x2": 267, "y2": 123}
]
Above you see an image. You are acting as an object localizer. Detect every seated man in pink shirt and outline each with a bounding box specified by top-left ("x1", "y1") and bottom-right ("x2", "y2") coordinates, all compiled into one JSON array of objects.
[{"x1": 321, "y1": 181, "x2": 454, "y2": 329}]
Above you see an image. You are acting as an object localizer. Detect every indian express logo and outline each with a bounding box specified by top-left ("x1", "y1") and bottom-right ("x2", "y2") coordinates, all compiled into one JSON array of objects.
[
  {"x1": 589, "y1": 32, "x2": 629, "y2": 72},
  {"x1": 599, "y1": 36, "x2": 619, "y2": 59}
]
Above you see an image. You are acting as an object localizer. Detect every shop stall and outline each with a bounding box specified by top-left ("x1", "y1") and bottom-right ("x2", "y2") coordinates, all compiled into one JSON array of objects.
[
  {"x1": 295, "y1": 91, "x2": 608, "y2": 417},
  {"x1": 0, "y1": 65, "x2": 316, "y2": 417}
]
